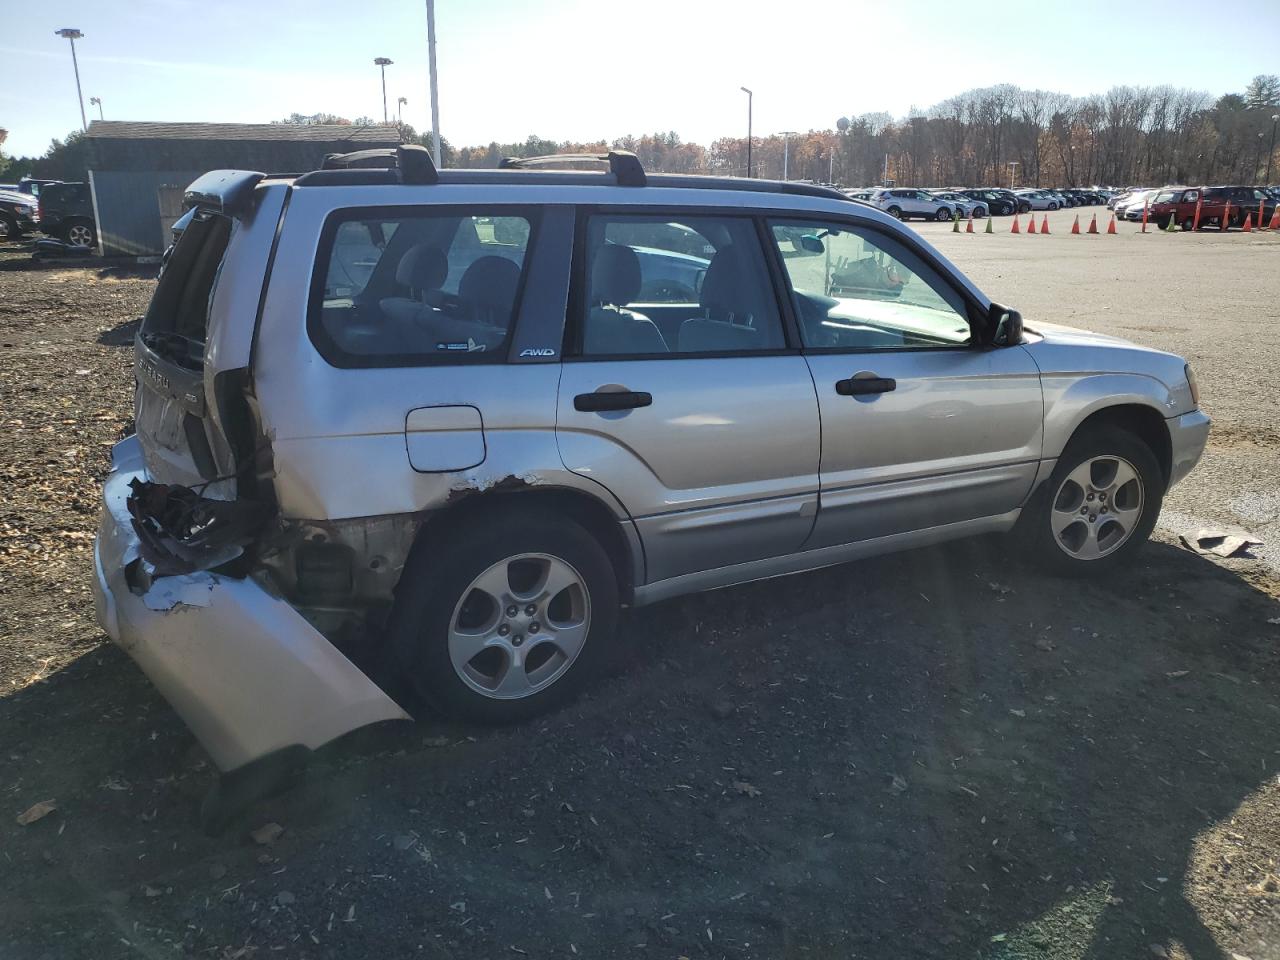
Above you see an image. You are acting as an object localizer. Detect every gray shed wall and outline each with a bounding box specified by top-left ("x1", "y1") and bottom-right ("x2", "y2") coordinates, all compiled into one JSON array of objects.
[{"x1": 90, "y1": 169, "x2": 207, "y2": 256}]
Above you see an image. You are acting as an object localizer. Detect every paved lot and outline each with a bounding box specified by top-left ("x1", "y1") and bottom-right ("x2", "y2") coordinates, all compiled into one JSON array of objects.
[{"x1": 2, "y1": 224, "x2": 1280, "y2": 960}]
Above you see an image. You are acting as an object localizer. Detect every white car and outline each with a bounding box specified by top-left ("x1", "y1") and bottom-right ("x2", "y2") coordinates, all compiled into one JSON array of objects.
[
  {"x1": 930, "y1": 191, "x2": 989, "y2": 218},
  {"x1": 1116, "y1": 190, "x2": 1156, "y2": 221},
  {"x1": 871, "y1": 188, "x2": 957, "y2": 222}
]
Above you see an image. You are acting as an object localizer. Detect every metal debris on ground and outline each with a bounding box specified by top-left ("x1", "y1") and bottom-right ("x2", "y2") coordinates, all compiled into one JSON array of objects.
[{"x1": 1180, "y1": 527, "x2": 1262, "y2": 558}]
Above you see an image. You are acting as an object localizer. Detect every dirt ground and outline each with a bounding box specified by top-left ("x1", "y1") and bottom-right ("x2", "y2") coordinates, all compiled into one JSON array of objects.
[{"x1": 3, "y1": 216, "x2": 1280, "y2": 960}]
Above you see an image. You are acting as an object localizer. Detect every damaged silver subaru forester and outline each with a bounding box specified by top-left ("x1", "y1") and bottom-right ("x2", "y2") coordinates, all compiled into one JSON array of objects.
[{"x1": 94, "y1": 145, "x2": 1209, "y2": 787}]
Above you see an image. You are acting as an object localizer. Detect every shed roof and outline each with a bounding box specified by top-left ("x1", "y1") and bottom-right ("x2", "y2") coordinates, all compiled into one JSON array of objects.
[{"x1": 85, "y1": 121, "x2": 396, "y2": 143}]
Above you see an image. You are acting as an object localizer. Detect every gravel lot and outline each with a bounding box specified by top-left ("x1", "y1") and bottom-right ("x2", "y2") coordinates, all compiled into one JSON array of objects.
[{"x1": 2, "y1": 218, "x2": 1280, "y2": 960}]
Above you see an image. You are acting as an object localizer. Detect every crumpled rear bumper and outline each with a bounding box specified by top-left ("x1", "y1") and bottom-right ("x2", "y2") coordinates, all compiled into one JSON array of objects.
[{"x1": 92, "y1": 435, "x2": 409, "y2": 772}]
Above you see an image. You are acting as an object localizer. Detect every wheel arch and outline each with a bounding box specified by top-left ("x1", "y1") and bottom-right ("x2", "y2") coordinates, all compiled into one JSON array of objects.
[
  {"x1": 405, "y1": 484, "x2": 642, "y2": 604},
  {"x1": 1058, "y1": 403, "x2": 1173, "y2": 489}
]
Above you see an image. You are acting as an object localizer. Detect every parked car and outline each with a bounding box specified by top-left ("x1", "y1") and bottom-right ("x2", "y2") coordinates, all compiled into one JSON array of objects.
[
  {"x1": 1146, "y1": 185, "x2": 1279, "y2": 230},
  {"x1": 1116, "y1": 189, "x2": 1159, "y2": 221},
  {"x1": 37, "y1": 181, "x2": 97, "y2": 247},
  {"x1": 0, "y1": 190, "x2": 39, "y2": 240},
  {"x1": 6, "y1": 177, "x2": 61, "y2": 199},
  {"x1": 91, "y1": 147, "x2": 1209, "y2": 808},
  {"x1": 870, "y1": 188, "x2": 957, "y2": 221},
  {"x1": 1014, "y1": 189, "x2": 1062, "y2": 211},
  {"x1": 960, "y1": 189, "x2": 1020, "y2": 216},
  {"x1": 930, "y1": 190, "x2": 988, "y2": 217}
]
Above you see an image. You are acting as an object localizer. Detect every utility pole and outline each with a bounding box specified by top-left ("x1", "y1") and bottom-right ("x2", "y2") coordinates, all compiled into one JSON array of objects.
[
  {"x1": 426, "y1": 0, "x2": 442, "y2": 167},
  {"x1": 740, "y1": 87, "x2": 753, "y2": 177},
  {"x1": 778, "y1": 131, "x2": 795, "y2": 180},
  {"x1": 374, "y1": 57, "x2": 393, "y2": 124},
  {"x1": 55, "y1": 28, "x2": 87, "y2": 132},
  {"x1": 1267, "y1": 114, "x2": 1279, "y2": 186}
]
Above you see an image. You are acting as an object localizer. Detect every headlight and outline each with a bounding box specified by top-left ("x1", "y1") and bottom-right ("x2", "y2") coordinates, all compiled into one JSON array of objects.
[{"x1": 1185, "y1": 363, "x2": 1200, "y2": 407}]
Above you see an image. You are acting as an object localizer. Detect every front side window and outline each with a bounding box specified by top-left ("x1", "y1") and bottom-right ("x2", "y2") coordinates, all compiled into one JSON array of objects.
[
  {"x1": 311, "y1": 209, "x2": 532, "y2": 365},
  {"x1": 574, "y1": 214, "x2": 785, "y2": 357},
  {"x1": 769, "y1": 219, "x2": 972, "y2": 352}
]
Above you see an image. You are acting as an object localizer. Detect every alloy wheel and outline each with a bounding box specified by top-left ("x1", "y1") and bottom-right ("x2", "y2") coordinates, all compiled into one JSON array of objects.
[
  {"x1": 447, "y1": 552, "x2": 591, "y2": 699},
  {"x1": 1049, "y1": 455, "x2": 1144, "y2": 561},
  {"x1": 67, "y1": 223, "x2": 94, "y2": 246}
]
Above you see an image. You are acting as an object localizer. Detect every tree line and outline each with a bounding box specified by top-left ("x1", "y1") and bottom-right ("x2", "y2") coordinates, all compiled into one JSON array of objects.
[{"x1": 4, "y1": 75, "x2": 1278, "y2": 189}]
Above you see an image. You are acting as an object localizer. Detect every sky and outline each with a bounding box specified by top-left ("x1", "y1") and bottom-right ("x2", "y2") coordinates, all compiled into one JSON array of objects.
[{"x1": 2, "y1": 0, "x2": 1279, "y2": 159}]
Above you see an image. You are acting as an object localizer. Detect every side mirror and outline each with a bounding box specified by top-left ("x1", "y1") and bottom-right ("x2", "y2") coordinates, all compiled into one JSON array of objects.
[
  {"x1": 989, "y1": 302, "x2": 1023, "y2": 346},
  {"x1": 798, "y1": 234, "x2": 826, "y2": 254}
]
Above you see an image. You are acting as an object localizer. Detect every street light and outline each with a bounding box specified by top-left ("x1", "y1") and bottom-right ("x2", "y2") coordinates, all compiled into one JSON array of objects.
[
  {"x1": 1267, "y1": 114, "x2": 1279, "y2": 186},
  {"x1": 425, "y1": 0, "x2": 442, "y2": 168},
  {"x1": 778, "y1": 131, "x2": 795, "y2": 180},
  {"x1": 55, "y1": 28, "x2": 87, "y2": 132},
  {"x1": 397, "y1": 96, "x2": 407, "y2": 126},
  {"x1": 374, "y1": 57, "x2": 393, "y2": 124},
  {"x1": 1008, "y1": 161, "x2": 1020, "y2": 189},
  {"x1": 89, "y1": 96, "x2": 103, "y2": 121},
  {"x1": 740, "y1": 86, "x2": 753, "y2": 178}
]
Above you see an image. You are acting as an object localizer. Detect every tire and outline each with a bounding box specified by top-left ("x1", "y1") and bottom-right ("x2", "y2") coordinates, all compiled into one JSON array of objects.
[
  {"x1": 1018, "y1": 202, "x2": 1032, "y2": 214},
  {"x1": 886, "y1": 206, "x2": 903, "y2": 220},
  {"x1": 389, "y1": 510, "x2": 619, "y2": 723},
  {"x1": 1048, "y1": 202, "x2": 1059, "y2": 211},
  {"x1": 0, "y1": 215, "x2": 16, "y2": 241},
  {"x1": 935, "y1": 207, "x2": 953, "y2": 222},
  {"x1": 1181, "y1": 217, "x2": 1195, "y2": 232},
  {"x1": 975, "y1": 206, "x2": 988, "y2": 218},
  {"x1": 64, "y1": 219, "x2": 96, "y2": 248},
  {"x1": 1017, "y1": 425, "x2": 1163, "y2": 577}
]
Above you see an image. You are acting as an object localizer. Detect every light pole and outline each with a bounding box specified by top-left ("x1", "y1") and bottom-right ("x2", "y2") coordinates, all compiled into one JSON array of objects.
[
  {"x1": 397, "y1": 96, "x2": 407, "y2": 126},
  {"x1": 1008, "y1": 161, "x2": 1020, "y2": 189},
  {"x1": 55, "y1": 28, "x2": 87, "y2": 132},
  {"x1": 740, "y1": 86, "x2": 753, "y2": 177},
  {"x1": 778, "y1": 131, "x2": 795, "y2": 180},
  {"x1": 374, "y1": 57, "x2": 393, "y2": 124},
  {"x1": 89, "y1": 96, "x2": 103, "y2": 121},
  {"x1": 426, "y1": 0, "x2": 442, "y2": 167},
  {"x1": 1267, "y1": 114, "x2": 1279, "y2": 186}
]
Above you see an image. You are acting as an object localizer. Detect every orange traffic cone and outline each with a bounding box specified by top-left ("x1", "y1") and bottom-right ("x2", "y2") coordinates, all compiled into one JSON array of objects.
[
  {"x1": 1040, "y1": 214, "x2": 1050, "y2": 234},
  {"x1": 1243, "y1": 213, "x2": 1253, "y2": 233},
  {"x1": 966, "y1": 212, "x2": 975, "y2": 233},
  {"x1": 1106, "y1": 215, "x2": 1117, "y2": 235},
  {"x1": 1027, "y1": 213, "x2": 1037, "y2": 234},
  {"x1": 1087, "y1": 214, "x2": 1098, "y2": 234},
  {"x1": 1071, "y1": 214, "x2": 1081, "y2": 234},
  {"x1": 1270, "y1": 205, "x2": 1280, "y2": 230},
  {"x1": 1011, "y1": 214, "x2": 1020, "y2": 234}
]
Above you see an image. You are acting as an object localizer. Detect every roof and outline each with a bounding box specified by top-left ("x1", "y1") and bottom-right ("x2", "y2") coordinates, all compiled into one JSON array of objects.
[{"x1": 85, "y1": 121, "x2": 396, "y2": 143}]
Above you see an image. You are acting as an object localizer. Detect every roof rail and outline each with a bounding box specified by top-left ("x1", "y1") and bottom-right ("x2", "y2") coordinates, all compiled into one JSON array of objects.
[
  {"x1": 297, "y1": 143, "x2": 439, "y2": 186},
  {"x1": 498, "y1": 150, "x2": 646, "y2": 187}
]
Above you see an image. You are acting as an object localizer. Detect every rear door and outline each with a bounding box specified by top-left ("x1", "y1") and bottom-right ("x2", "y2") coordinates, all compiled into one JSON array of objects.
[
  {"x1": 766, "y1": 216, "x2": 1043, "y2": 549},
  {"x1": 556, "y1": 210, "x2": 820, "y2": 584}
]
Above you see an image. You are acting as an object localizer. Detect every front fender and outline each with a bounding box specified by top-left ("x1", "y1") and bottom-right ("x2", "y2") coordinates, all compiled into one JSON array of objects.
[{"x1": 1040, "y1": 372, "x2": 1184, "y2": 459}]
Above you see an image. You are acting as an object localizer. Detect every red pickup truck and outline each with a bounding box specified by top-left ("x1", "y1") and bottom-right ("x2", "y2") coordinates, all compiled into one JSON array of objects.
[{"x1": 1147, "y1": 185, "x2": 1278, "y2": 231}]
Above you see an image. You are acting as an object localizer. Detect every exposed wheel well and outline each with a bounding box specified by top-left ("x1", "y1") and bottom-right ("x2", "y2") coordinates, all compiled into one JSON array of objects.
[
  {"x1": 408, "y1": 486, "x2": 638, "y2": 603},
  {"x1": 1066, "y1": 404, "x2": 1172, "y2": 488}
]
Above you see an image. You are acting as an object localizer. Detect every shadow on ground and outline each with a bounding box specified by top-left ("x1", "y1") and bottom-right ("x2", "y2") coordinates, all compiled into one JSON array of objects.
[{"x1": 3, "y1": 536, "x2": 1279, "y2": 959}]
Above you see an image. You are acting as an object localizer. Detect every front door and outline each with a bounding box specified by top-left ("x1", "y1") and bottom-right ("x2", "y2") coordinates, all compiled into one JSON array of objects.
[
  {"x1": 766, "y1": 217, "x2": 1043, "y2": 550},
  {"x1": 556, "y1": 211, "x2": 820, "y2": 584}
]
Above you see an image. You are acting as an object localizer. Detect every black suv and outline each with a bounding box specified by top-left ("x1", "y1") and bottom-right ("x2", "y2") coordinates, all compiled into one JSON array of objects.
[
  {"x1": 38, "y1": 181, "x2": 97, "y2": 247},
  {"x1": 0, "y1": 190, "x2": 39, "y2": 240},
  {"x1": 960, "y1": 189, "x2": 1019, "y2": 216}
]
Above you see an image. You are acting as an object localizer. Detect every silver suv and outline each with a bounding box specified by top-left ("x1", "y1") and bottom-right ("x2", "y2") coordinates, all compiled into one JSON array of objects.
[
  {"x1": 871, "y1": 188, "x2": 958, "y2": 221},
  {"x1": 93, "y1": 146, "x2": 1209, "y2": 785}
]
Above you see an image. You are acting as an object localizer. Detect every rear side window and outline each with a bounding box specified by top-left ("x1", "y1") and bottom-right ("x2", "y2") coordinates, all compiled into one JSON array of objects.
[
  {"x1": 309, "y1": 208, "x2": 533, "y2": 366},
  {"x1": 141, "y1": 211, "x2": 232, "y2": 367}
]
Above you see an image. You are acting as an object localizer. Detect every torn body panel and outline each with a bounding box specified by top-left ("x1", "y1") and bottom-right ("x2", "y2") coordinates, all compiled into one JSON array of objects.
[{"x1": 93, "y1": 436, "x2": 409, "y2": 772}]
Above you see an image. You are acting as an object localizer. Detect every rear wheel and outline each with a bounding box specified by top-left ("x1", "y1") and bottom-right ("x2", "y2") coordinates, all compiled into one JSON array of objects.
[
  {"x1": 65, "y1": 219, "x2": 96, "y2": 247},
  {"x1": 389, "y1": 511, "x2": 619, "y2": 723},
  {"x1": 1018, "y1": 425, "x2": 1162, "y2": 576}
]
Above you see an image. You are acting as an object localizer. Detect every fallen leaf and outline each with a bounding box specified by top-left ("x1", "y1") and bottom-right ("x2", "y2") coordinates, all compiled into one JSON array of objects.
[
  {"x1": 732, "y1": 781, "x2": 761, "y2": 798},
  {"x1": 250, "y1": 822, "x2": 284, "y2": 845},
  {"x1": 889, "y1": 774, "x2": 908, "y2": 794},
  {"x1": 16, "y1": 799, "x2": 57, "y2": 825},
  {"x1": 1166, "y1": 670, "x2": 1190, "y2": 680},
  {"x1": 1009, "y1": 708, "x2": 1026, "y2": 718}
]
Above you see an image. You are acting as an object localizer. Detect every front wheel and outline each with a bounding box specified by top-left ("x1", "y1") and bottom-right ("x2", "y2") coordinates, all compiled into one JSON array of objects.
[
  {"x1": 389, "y1": 511, "x2": 619, "y2": 723},
  {"x1": 1181, "y1": 216, "x2": 1195, "y2": 232},
  {"x1": 975, "y1": 206, "x2": 988, "y2": 218},
  {"x1": 0, "y1": 216, "x2": 16, "y2": 241},
  {"x1": 886, "y1": 206, "x2": 903, "y2": 220},
  {"x1": 1018, "y1": 202, "x2": 1032, "y2": 214},
  {"x1": 1017, "y1": 425, "x2": 1162, "y2": 576},
  {"x1": 1048, "y1": 202, "x2": 1059, "y2": 211},
  {"x1": 935, "y1": 207, "x2": 953, "y2": 222}
]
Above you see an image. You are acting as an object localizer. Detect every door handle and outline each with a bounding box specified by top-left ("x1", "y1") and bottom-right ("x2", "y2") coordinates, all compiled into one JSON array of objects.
[
  {"x1": 574, "y1": 390, "x2": 653, "y2": 412},
  {"x1": 835, "y1": 376, "x2": 897, "y2": 396}
]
